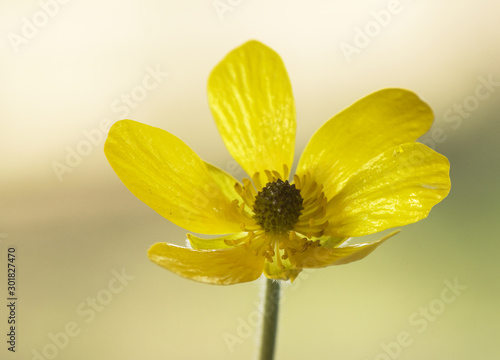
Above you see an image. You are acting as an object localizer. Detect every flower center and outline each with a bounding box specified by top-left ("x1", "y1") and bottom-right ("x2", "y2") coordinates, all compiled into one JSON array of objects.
[{"x1": 252, "y1": 179, "x2": 304, "y2": 234}]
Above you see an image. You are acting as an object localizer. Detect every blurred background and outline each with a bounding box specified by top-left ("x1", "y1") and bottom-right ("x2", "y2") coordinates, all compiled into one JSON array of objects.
[{"x1": 1, "y1": 0, "x2": 499, "y2": 359}]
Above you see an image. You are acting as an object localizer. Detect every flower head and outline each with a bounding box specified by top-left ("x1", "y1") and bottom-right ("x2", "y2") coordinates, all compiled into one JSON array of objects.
[{"x1": 104, "y1": 41, "x2": 451, "y2": 285}]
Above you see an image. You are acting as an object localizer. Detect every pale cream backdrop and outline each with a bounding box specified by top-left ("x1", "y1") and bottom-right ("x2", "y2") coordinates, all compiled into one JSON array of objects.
[{"x1": 1, "y1": 1, "x2": 499, "y2": 359}]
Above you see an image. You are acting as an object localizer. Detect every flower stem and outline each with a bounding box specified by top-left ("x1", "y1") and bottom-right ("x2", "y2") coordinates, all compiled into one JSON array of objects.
[{"x1": 259, "y1": 278, "x2": 281, "y2": 360}]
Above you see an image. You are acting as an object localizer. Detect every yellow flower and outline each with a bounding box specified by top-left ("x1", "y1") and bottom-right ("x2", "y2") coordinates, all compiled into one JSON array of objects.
[{"x1": 104, "y1": 40, "x2": 450, "y2": 285}]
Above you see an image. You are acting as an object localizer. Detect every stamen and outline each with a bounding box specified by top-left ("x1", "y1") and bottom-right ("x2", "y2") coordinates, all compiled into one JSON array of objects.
[
  {"x1": 238, "y1": 202, "x2": 246, "y2": 214},
  {"x1": 293, "y1": 174, "x2": 302, "y2": 189},
  {"x1": 223, "y1": 231, "x2": 256, "y2": 247},
  {"x1": 228, "y1": 199, "x2": 253, "y2": 225},
  {"x1": 266, "y1": 243, "x2": 275, "y2": 256},
  {"x1": 281, "y1": 250, "x2": 289, "y2": 260},
  {"x1": 252, "y1": 172, "x2": 262, "y2": 191},
  {"x1": 240, "y1": 223, "x2": 260, "y2": 232},
  {"x1": 234, "y1": 180, "x2": 256, "y2": 208},
  {"x1": 242, "y1": 178, "x2": 257, "y2": 196},
  {"x1": 264, "y1": 170, "x2": 274, "y2": 182},
  {"x1": 234, "y1": 183, "x2": 244, "y2": 196},
  {"x1": 301, "y1": 206, "x2": 326, "y2": 223},
  {"x1": 292, "y1": 171, "x2": 330, "y2": 239},
  {"x1": 275, "y1": 241, "x2": 285, "y2": 269},
  {"x1": 283, "y1": 164, "x2": 290, "y2": 181}
]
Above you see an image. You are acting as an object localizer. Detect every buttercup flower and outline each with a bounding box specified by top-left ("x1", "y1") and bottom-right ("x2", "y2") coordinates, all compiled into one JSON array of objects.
[{"x1": 104, "y1": 41, "x2": 450, "y2": 285}]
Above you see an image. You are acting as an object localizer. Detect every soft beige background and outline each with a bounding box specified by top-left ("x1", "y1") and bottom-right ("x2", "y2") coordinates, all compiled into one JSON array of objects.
[{"x1": 1, "y1": 1, "x2": 499, "y2": 359}]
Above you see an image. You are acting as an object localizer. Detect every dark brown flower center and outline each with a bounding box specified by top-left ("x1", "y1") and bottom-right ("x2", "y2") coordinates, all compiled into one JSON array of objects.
[{"x1": 252, "y1": 179, "x2": 304, "y2": 234}]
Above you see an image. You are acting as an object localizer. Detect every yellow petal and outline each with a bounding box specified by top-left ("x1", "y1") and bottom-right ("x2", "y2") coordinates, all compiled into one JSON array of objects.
[
  {"x1": 326, "y1": 143, "x2": 451, "y2": 237},
  {"x1": 289, "y1": 231, "x2": 399, "y2": 268},
  {"x1": 104, "y1": 120, "x2": 241, "y2": 234},
  {"x1": 204, "y1": 162, "x2": 243, "y2": 208},
  {"x1": 208, "y1": 40, "x2": 296, "y2": 178},
  {"x1": 318, "y1": 236, "x2": 349, "y2": 248},
  {"x1": 187, "y1": 232, "x2": 247, "y2": 250},
  {"x1": 296, "y1": 89, "x2": 434, "y2": 200},
  {"x1": 148, "y1": 242, "x2": 265, "y2": 285}
]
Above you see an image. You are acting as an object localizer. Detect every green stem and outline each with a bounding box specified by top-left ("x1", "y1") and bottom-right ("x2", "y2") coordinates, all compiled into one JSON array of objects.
[{"x1": 259, "y1": 278, "x2": 281, "y2": 360}]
